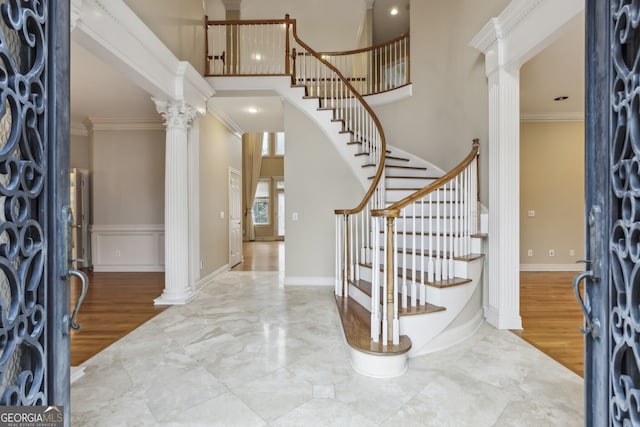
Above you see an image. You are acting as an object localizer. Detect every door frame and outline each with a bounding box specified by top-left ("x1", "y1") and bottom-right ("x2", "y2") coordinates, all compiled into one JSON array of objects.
[{"x1": 228, "y1": 167, "x2": 243, "y2": 267}]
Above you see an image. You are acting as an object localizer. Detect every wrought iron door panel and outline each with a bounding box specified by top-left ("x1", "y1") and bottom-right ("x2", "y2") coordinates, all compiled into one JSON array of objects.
[
  {"x1": 610, "y1": 1, "x2": 640, "y2": 424},
  {"x1": 0, "y1": 0, "x2": 49, "y2": 406}
]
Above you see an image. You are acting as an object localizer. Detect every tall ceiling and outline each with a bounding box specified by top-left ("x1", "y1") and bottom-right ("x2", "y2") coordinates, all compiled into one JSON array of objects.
[{"x1": 69, "y1": 5, "x2": 585, "y2": 132}]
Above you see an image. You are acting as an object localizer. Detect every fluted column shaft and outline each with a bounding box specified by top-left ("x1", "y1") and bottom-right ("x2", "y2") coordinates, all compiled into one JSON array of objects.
[
  {"x1": 154, "y1": 99, "x2": 197, "y2": 305},
  {"x1": 486, "y1": 68, "x2": 522, "y2": 329}
]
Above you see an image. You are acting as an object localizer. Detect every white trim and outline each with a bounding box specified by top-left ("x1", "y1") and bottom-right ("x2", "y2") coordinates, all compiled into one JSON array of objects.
[
  {"x1": 207, "y1": 106, "x2": 244, "y2": 138},
  {"x1": 412, "y1": 309, "x2": 485, "y2": 356},
  {"x1": 71, "y1": 122, "x2": 89, "y2": 136},
  {"x1": 363, "y1": 84, "x2": 413, "y2": 106},
  {"x1": 520, "y1": 112, "x2": 584, "y2": 122},
  {"x1": 70, "y1": 366, "x2": 85, "y2": 384},
  {"x1": 90, "y1": 224, "x2": 164, "y2": 272},
  {"x1": 283, "y1": 276, "x2": 334, "y2": 286},
  {"x1": 520, "y1": 264, "x2": 583, "y2": 272},
  {"x1": 86, "y1": 117, "x2": 165, "y2": 131},
  {"x1": 72, "y1": 0, "x2": 214, "y2": 113},
  {"x1": 195, "y1": 264, "x2": 231, "y2": 292}
]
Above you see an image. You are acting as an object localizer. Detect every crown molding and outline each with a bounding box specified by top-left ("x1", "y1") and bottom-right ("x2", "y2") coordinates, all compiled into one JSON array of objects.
[
  {"x1": 85, "y1": 116, "x2": 165, "y2": 132},
  {"x1": 520, "y1": 112, "x2": 584, "y2": 122},
  {"x1": 206, "y1": 102, "x2": 243, "y2": 138}
]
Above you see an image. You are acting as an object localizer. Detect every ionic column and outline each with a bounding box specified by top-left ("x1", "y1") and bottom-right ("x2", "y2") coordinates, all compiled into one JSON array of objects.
[{"x1": 153, "y1": 99, "x2": 197, "y2": 305}]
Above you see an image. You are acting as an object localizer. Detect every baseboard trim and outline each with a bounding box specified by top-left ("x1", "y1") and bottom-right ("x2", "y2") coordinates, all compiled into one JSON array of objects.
[
  {"x1": 70, "y1": 366, "x2": 86, "y2": 384},
  {"x1": 520, "y1": 264, "x2": 583, "y2": 272},
  {"x1": 195, "y1": 264, "x2": 230, "y2": 292},
  {"x1": 283, "y1": 276, "x2": 334, "y2": 286},
  {"x1": 485, "y1": 305, "x2": 522, "y2": 330}
]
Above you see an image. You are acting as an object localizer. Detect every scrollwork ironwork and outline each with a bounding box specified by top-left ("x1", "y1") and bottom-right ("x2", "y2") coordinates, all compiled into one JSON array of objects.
[
  {"x1": 610, "y1": 1, "x2": 640, "y2": 425},
  {"x1": 0, "y1": 0, "x2": 48, "y2": 405}
]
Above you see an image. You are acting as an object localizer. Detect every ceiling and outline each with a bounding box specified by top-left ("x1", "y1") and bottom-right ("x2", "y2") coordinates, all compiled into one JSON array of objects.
[
  {"x1": 372, "y1": 0, "x2": 410, "y2": 45},
  {"x1": 70, "y1": 7, "x2": 584, "y2": 133}
]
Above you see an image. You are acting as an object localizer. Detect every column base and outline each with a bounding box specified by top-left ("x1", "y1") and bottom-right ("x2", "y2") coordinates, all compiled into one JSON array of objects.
[
  {"x1": 484, "y1": 305, "x2": 522, "y2": 330},
  {"x1": 154, "y1": 288, "x2": 197, "y2": 305}
]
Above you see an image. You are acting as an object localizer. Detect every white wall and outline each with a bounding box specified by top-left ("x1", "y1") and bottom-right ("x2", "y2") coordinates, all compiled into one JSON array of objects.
[
  {"x1": 284, "y1": 102, "x2": 362, "y2": 284},
  {"x1": 199, "y1": 114, "x2": 242, "y2": 277},
  {"x1": 90, "y1": 126, "x2": 166, "y2": 271},
  {"x1": 373, "y1": 0, "x2": 510, "y2": 204}
]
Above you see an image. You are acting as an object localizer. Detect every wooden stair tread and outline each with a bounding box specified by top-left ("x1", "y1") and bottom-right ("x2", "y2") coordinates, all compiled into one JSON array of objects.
[
  {"x1": 359, "y1": 263, "x2": 472, "y2": 288},
  {"x1": 334, "y1": 295, "x2": 411, "y2": 356},
  {"x1": 350, "y1": 279, "x2": 446, "y2": 316}
]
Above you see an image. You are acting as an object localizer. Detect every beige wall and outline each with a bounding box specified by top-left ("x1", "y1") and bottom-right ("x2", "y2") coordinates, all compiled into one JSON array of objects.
[
  {"x1": 71, "y1": 133, "x2": 89, "y2": 170},
  {"x1": 238, "y1": 0, "x2": 365, "y2": 51},
  {"x1": 373, "y1": 0, "x2": 509, "y2": 205},
  {"x1": 199, "y1": 114, "x2": 242, "y2": 277},
  {"x1": 90, "y1": 128, "x2": 165, "y2": 225},
  {"x1": 520, "y1": 121, "x2": 585, "y2": 267},
  {"x1": 124, "y1": 0, "x2": 206, "y2": 75},
  {"x1": 284, "y1": 102, "x2": 361, "y2": 280}
]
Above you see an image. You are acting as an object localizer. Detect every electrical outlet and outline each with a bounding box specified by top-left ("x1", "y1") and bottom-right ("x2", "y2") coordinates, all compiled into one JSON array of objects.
[
  {"x1": 569, "y1": 249, "x2": 575, "y2": 256},
  {"x1": 548, "y1": 249, "x2": 555, "y2": 257},
  {"x1": 292, "y1": 212, "x2": 299, "y2": 221},
  {"x1": 115, "y1": 250, "x2": 121, "y2": 257},
  {"x1": 527, "y1": 249, "x2": 533, "y2": 257},
  {"x1": 527, "y1": 210, "x2": 535, "y2": 217},
  {"x1": 220, "y1": 211, "x2": 225, "y2": 219}
]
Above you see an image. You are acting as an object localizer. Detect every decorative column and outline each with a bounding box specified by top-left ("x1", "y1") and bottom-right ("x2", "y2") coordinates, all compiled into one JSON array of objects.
[
  {"x1": 153, "y1": 99, "x2": 197, "y2": 305},
  {"x1": 470, "y1": 18, "x2": 523, "y2": 330},
  {"x1": 485, "y1": 67, "x2": 522, "y2": 329}
]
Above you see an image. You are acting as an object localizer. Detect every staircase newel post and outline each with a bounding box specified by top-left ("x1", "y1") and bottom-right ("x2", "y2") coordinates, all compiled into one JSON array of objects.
[
  {"x1": 474, "y1": 138, "x2": 480, "y2": 234},
  {"x1": 285, "y1": 14, "x2": 291, "y2": 75},
  {"x1": 385, "y1": 215, "x2": 395, "y2": 345},
  {"x1": 291, "y1": 48, "x2": 297, "y2": 86}
]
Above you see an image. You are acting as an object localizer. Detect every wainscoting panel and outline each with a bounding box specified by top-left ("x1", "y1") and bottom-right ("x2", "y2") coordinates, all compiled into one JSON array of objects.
[{"x1": 91, "y1": 225, "x2": 165, "y2": 272}]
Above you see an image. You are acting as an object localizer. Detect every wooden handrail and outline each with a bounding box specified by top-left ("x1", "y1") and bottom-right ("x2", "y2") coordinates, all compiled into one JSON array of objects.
[
  {"x1": 287, "y1": 20, "x2": 388, "y2": 216},
  {"x1": 207, "y1": 18, "x2": 289, "y2": 26},
  {"x1": 372, "y1": 139, "x2": 480, "y2": 217},
  {"x1": 314, "y1": 33, "x2": 409, "y2": 57}
]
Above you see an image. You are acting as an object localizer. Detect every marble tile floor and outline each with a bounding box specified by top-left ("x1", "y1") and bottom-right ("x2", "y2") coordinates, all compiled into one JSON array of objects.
[{"x1": 71, "y1": 271, "x2": 584, "y2": 426}]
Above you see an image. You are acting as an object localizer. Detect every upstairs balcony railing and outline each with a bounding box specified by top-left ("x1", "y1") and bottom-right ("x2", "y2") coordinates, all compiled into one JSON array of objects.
[{"x1": 205, "y1": 16, "x2": 410, "y2": 95}]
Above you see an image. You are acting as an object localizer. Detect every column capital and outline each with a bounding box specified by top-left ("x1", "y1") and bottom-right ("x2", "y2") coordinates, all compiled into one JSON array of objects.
[{"x1": 153, "y1": 98, "x2": 197, "y2": 130}]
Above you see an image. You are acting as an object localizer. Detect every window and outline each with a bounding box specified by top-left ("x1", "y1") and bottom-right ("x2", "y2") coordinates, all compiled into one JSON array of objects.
[
  {"x1": 261, "y1": 132, "x2": 270, "y2": 156},
  {"x1": 275, "y1": 132, "x2": 285, "y2": 156},
  {"x1": 252, "y1": 179, "x2": 270, "y2": 225}
]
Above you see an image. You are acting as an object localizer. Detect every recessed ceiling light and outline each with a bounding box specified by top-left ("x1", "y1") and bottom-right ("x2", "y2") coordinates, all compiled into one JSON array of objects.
[
  {"x1": 390, "y1": 7, "x2": 399, "y2": 15},
  {"x1": 247, "y1": 107, "x2": 258, "y2": 114},
  {"x1": 252, "y1": 53, "x2": 262, "y2": 61},
  {"x1": 553, "y1": 96, "x2": 569, "y2": 101}
]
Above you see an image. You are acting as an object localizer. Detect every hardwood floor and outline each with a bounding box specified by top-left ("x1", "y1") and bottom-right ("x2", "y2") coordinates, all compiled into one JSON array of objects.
[
  {"x1": 517, "y1": 271, "x2": 584, "y2": 377},
  {"x1": 69, "y1": 271, "x2": 167, "y2": 366},
  {"x1": 232, "y1": 241, "x2": 284, "y2": 271},
  {"x1": 70, "y1": 244, "x2": 584, "y2": 378}
]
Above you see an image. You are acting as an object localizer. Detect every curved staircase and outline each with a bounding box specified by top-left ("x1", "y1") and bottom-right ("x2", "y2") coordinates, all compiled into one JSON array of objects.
[{"x1": 205, "y1": 15, "x2": 486, "y2": 378}]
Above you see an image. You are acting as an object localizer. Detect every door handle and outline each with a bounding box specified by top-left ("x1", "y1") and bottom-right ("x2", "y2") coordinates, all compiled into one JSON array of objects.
[
  {"x1": 572, "y1": 270, "x2": 600, "y2": 339},
  {"x1": 68, "y1": 269, "x2": 89, "y2": 330}
]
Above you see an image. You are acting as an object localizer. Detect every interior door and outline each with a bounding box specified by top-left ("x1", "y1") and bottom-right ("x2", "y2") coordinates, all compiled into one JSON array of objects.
[
  {"x1": 229, "y1": 168, "x2": 242, "y2": 267},
  {"x1": 0, "y1": 0, "x2": 73, "y2": 422},
  {"x1": 579, "y1": 0, "x2": 639, "y2": 424}
]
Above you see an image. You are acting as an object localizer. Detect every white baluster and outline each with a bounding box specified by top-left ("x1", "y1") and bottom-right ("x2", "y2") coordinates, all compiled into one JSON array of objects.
[
  {"x1": 335, "y1": 215, "x2": 341, "y2": 296},
  {"x1": 428, "y1": 193, "x2": 434, "y2": 283},
  {"x1": 371, "y1": 216, "x2": 380, "y2": 342},
  {"x1": 448, "y1": 181, "x2": 455, "y2": 280},
  {"x1": 420, "y1": 199, "x2": 426, "y2": 305},
  {"x1": 382, "y1": 219, "x2": 388, "y2": 344},
  {"x1": 435, "y1": 185, "x2": 441, "y2": 282},
  {"x1": 401, "y1": 208, "x2": 407, "y2": 309},
  {"x1": 411, "y1": 202, "x2": 417, "y2": 307},
  {"x1": 393, "y1": 218, "x2": 399, "y2": 346}
]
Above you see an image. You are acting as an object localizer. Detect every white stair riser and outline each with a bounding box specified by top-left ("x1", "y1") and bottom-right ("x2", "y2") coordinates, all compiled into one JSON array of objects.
[
  {"x1": 393, "y1": 217, "x2": 472, "y2": 232},
  {"x1": 358, "y1": 259, "x2": 470, "y2": 284},
  {"x1": 384, "y1": 166, "x2": 429, "y2": 177},
  {"x1": 370, "y1": 232, "x2": 477, "y2": 252},
  {"x1": 390, "y1": 203, "x2": 465, "y2": 216},
  {"x1": 386, "y1": 189, "x2": 459, "y2": 202}
]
